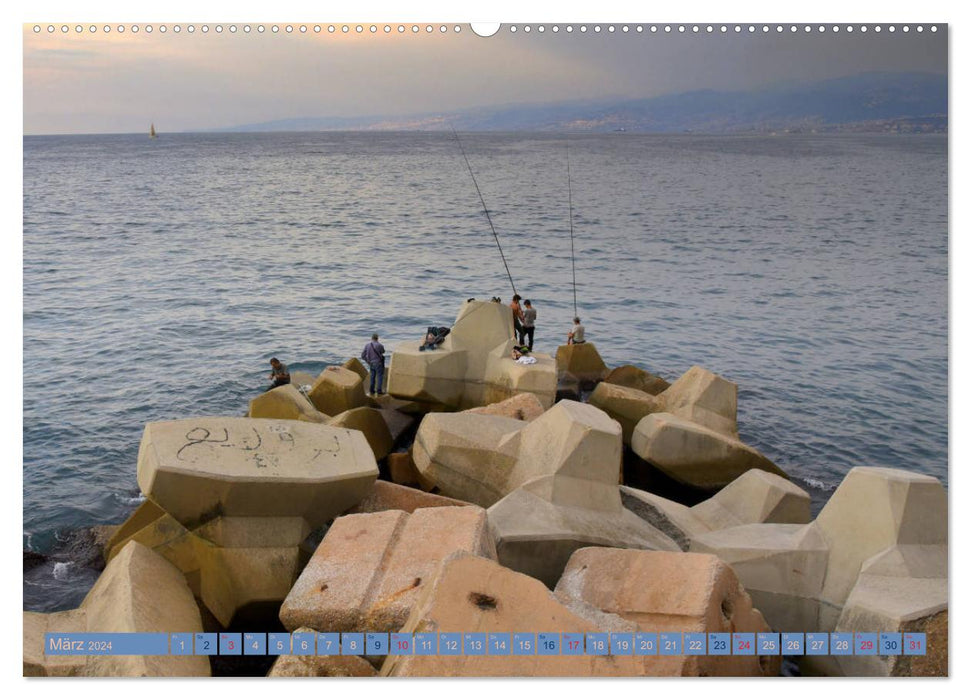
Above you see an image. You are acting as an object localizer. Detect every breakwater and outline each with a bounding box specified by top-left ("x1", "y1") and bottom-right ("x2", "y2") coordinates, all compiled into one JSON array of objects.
[{"x1": 24, "y1": 300, "x2": 947, "y2": 677}]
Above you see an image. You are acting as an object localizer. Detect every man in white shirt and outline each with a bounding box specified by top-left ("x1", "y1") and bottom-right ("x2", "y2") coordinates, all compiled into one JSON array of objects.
[{"x1": 567, "y1": 317, "x2": 586, "y2": 345}]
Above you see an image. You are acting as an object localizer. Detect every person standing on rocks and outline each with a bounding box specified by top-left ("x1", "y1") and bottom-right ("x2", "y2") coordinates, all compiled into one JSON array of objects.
[
  {"x1": 361, "y1": 333, "x2": 386, "y2": 395},
  {"x1": 510, "y1": 294, "x2": 526, "y2": 344},
  {"x1": 268, "y1": 358, "x2": 290, "y2": 389},
  {"x1": 522, "y1": 299, "x2": 537, "y2": 351},
  {"x1": 567, "y1": 317, "x2": 586, "y2": 345}
]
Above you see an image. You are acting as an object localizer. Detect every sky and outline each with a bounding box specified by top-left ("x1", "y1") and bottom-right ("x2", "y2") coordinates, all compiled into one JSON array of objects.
[{"x1": 23, "y1": 21, "x2": 947, "y2": 135}]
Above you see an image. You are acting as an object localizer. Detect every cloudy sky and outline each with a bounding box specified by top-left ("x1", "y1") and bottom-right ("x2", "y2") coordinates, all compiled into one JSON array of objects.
[{"x1": 23, "y1": 22, "x2": 947, "y2": 134}]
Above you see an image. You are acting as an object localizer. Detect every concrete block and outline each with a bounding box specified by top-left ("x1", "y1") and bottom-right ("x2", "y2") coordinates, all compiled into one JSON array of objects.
[
  {"x1": 290, "y1": 371, "x2": 317, "y2": 390},
  {"x1": 413, "y1": 401, "x2": 627, "y2": 508},
  {"x1": 555, "y1": 548, "x2": 780, "y2": 676},
  {"x1": 689, "y1": 466, "x2": 949, "y2": 674},
  {"x1": 690, "y1": 523, "x2": 830, "y2": 633},
  {"x1": 556, "y1": 371, "x2": 581, "y2": 402},
  {"x1": 345, "y1": 480, "x2": 472, "y2": 515},
  {"x1": 280, "y1": 507, "x2": 496, "y2": 633},
  {"x1": 509, "y1": 401, "x2": 624, "y2": 492},
  {"x1": 106, "y1": 509, "x2": 308, "y2": 628},
  {"x1": 631, "y1": 412, "x2": 786, "y2": 491},
  {"x1": 464, "y1": 392, "x2": 545, "y2": 422},
  {"x1": 328, "y1": 407, "x2": 394, "y2": 460},
  {"x1": 603, "y1": 364, "x2": 670, "y2": 395},
  {"x1": 136, "y1": 417, "x2": 378, "y2": 527},
  {"x1": 387, "y1": 452, "x2": 421, "y2": 487},
  {"x1": 249, "y1": 384, "x2": 327, "y2": 423},
  {"x1": 342, "y1": 357, "x2": 369, "y2": 382},
  {"x1": 387, "y1": 300, "x2": 556, "y2": 410},
  {"x1": 833, "y1": 546, "x2": 947, "y2": 676},
  {"x1": 555, "y1": 343, "x2": 608, "y2": 386},
  {"x1": 23, "y1": 609, "x2": 88, "y2": 677},
  {"x1": 620, "y1": 486, "x2": 710, "y2": 550},
  {"x1": 621, "y1": 470, "x2": 811, "y2": 550},
  {"x1": 377, "y1": 407, "x2": 416, "y2": 447},
  {"x1": 488, "y1": 477, "x2": 680, "y2": 587},
  {"x1": 588, "y1": 381, "x2": 663, "y2": 444},
  {"x1": 659, "y1": 365, "x2": 738, "y2": 437},
  {"x1": 196, "y1": 544, "x2": 304, "y2": 628},
  {"x1": 693, "y1": 469, "x2": 811, "y2": 529},
  {"x1": 23, "y1": 542, "x2": 209, "y2": 677},
  {"x1": 380, "y1": 554, "x2": 648, "y2": 677},
  {"x1": 411, "y1": 412, "x2": 523, "y2": 506},
  {"x1": 308, "y1": 366, "x2": 367, "y2": 415},
  {"x1": 814, "y1": 467, "x2": 947, "y2": 608},
  {"x1": 104, "y1": 500, "x2": 167, "y2": 557}
]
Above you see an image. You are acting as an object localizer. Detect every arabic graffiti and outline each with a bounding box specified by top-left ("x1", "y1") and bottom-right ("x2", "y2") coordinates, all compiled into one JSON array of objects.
[
  {"x1": 176, "y1": 425, "x2": 264, "y2": 461},
  {"x1": 310, "y1": 436, "x2": 342, "y2": 461},
  {"x1": 173, "y1": 423, "x2": 341, "y2": 466}
]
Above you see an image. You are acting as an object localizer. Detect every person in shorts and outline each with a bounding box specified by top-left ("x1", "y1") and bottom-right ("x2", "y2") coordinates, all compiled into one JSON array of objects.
[{"x1": 510, "y1": 294, "x2": 526, "y2": 344}]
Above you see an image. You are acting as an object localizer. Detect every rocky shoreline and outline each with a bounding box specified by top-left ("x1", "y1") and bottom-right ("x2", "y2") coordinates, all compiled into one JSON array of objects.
[{"x1": 23, "y1": 300, "x2": 947, "y2": 677}]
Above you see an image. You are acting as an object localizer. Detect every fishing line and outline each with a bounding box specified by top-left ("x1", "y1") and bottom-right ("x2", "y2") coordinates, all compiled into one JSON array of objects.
[
  {"x1": 449, "y1": 126, "x2": 517, "y2": 297},
  {"x1": 567, "y1": 142, "x2": 578, "y2": 318}
]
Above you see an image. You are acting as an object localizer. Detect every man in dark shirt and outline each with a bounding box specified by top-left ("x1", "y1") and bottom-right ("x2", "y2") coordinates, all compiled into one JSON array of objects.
[
  {"x1": 522, "y1": 299, "x2": 537, "y2": 351},
  {"x1": 361, "y1": 333, "x2": 386, "y2": 395},
  {"x1": 268, "y1": 358, "x2": 290, "y2": 389}
]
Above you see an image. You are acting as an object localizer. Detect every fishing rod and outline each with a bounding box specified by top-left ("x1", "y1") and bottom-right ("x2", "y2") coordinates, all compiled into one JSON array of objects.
[
  {"x1": 449, "y1": 126, "x2": 518, "y2": 297},
  {"x1": 567, "y1": 143, "x2": 578, "y2": 318}
]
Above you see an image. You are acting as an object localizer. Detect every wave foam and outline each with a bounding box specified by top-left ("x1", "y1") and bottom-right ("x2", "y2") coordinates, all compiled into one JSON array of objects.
[
  {"x1": 114, "y1": 492, "x2": 146, "y2": 506},
  {"x1": 800, "y1": 476, "x2": 836, "y2": 492}
]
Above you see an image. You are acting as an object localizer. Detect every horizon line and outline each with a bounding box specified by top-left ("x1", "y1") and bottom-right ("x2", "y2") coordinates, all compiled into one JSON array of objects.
[{"x1": 23, "y1": 126, "x2": 949, "y2": 137}]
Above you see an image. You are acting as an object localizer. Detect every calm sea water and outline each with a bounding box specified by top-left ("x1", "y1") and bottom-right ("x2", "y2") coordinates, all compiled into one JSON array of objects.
[{"x1": 23, "y1": 132, "x2": 948, "y2": 611}]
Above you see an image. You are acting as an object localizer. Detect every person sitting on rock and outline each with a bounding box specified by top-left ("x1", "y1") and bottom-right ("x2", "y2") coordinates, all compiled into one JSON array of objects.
[
  {"x1": 419, "y1": 326, "x2": 450, "y2": 351},
  {"x1": 567, "y1": 317, "x2": 586, "y2": 345},
  {"x1": 268, "y1": 357, "x2": 290, "y2": 389}
]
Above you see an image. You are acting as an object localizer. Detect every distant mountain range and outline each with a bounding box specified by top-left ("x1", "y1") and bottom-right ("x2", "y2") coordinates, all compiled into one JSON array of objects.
[{"x1": 213, "y1": 72, "x2": 947, "y2": 134}]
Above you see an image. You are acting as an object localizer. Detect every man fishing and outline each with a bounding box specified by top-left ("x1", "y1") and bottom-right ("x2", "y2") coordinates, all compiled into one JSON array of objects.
[
  {"x1": 567, "y1": 317, "x2": 586, "y2": 345},
  {"x1": 510, "y1": 294, "x2": 526, "y2": 344},
  {"x1": 268, "y1": 358, "x2": 290, "y2": 389}
]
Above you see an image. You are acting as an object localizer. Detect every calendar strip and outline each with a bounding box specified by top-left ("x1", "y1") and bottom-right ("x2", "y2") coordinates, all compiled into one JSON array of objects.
[{"x1": 45, "y1": 632, "x2": 927, "y2": 657}]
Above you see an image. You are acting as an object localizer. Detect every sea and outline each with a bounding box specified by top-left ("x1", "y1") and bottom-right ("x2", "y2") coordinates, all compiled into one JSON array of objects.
[{"x1": 22, "y1": 131, "x2": 948, "y2": 612}]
